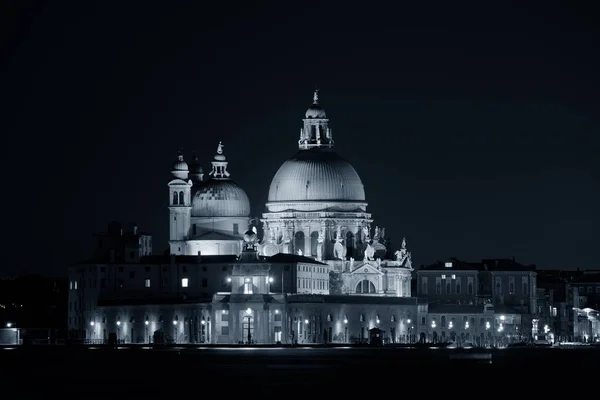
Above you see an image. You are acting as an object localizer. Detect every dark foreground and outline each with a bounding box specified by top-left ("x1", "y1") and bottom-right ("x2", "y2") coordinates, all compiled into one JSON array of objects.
[{"x1": 1, "y1": 346, "x2": 597, "y2": 395}]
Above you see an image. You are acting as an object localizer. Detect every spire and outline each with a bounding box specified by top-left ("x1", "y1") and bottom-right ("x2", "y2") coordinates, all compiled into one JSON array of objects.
[
  {"x1": 298, "y1": 89, "x2": 334, "y2": 149},
  {"x1": 208, "y1": 141, "x2": 231, "y2": 180}
]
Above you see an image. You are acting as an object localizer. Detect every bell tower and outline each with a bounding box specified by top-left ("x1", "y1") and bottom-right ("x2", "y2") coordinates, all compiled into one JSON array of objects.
[{"x1": 168, "y1": 150, "x2": 193, "y2": 255}]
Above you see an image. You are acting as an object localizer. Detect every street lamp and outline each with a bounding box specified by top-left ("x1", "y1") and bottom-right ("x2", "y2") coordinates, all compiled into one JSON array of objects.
[
  {"x1": 6, "y1": 322, "x2": 13, "y2": 328},
  {"x1": 90, "y1": 321, "x2": 95, "y2": 326}
]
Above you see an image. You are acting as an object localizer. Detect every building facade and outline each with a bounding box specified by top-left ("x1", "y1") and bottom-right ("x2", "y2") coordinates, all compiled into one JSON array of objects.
[{"x1": 67, "y1": 90, "x2": 597, "y2": 345}]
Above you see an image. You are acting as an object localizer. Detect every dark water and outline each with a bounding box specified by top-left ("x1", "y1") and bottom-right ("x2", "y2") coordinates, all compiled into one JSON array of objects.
[{"x1": 0, "y1": 346, "x2": 596, "y2": 394}]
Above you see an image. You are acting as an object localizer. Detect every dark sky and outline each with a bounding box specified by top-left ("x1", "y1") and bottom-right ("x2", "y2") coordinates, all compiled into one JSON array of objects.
[{"x1": 2, "y1": 1, "x2": 599, "y2": 277}]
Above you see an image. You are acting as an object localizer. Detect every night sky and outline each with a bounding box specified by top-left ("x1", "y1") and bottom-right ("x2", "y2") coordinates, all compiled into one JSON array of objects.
[{"x1": 2, "y1": 1, "x2": 599, "y2": 277}]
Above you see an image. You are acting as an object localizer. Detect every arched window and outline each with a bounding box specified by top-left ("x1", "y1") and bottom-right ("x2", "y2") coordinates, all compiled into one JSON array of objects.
[
  {"x1": 441, "y1": 315, "x2": 446, "y2": 327},
  {"x1": 172, "y1": 191, "x2": 178, "y2": 205},
  {"x1": 355, "y1": 279, "x2": 376, "y2": 294},
  {"x1": 294, "y1": 231, "x2": 305, "y2": 255},
  {"x1": 436, "y1": 282, "x2": 441, "y2": 294},
  {"x1": 509, "y1": 282, "x2": 514, "y2": 294},
  {"x1": 345, "y1": 231, "x2": 354, "y2": 260},
  {"x1": 445, "y1": 282, "x2": 451, "y2": 294},
  {"x1": 495, "y1": 282, "x2": 501, "y2": 294},
  {"x1": 468, "y1": 282, "x2": 473, "y2": 295},
  {"x1": 456, "y1": 282, "x2": 461, "y2": 294},
  {"x1": 179, "y1": 191, "x2": 184, "y2": 205}
]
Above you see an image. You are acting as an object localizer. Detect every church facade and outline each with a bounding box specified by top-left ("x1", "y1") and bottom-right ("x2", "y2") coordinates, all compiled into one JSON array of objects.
[{"x1": 68, "y1": 91, "x2": 543, "y2": 346}]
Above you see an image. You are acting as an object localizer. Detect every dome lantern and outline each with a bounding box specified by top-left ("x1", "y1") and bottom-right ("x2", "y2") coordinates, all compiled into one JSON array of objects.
[
  {"x1": 298, "y1": 89, "x2": 334, "y2": 150},
  {"x1": 208, "y1": 141, "x2": 230, "y2": 180}
]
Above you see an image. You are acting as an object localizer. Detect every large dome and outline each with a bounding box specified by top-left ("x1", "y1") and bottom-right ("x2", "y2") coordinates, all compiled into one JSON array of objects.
[
  {"x1": 191, "y1": 179, "x2": 251, "y2": 217},
  {"x1": 268, "y1": 148, "x2": 365, "y2": 203}
]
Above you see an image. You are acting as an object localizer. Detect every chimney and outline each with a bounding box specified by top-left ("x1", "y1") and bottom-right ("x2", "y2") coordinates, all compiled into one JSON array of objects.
[{"x1": 197, "y1": 250, "x2": 202, "y2": 264}]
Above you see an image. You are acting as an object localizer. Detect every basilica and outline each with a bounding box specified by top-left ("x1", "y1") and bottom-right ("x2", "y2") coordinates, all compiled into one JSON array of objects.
[{"x1": 67, "y1": 91, "x2": 561, "y2": 346}]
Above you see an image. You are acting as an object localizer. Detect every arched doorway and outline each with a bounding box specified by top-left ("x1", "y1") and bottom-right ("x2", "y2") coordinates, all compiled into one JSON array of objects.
[
  {"x1": 242, "y1": 309, "x2": 254, "y2": 344},
  {"x1": 356, "y1": 279, "x2": 376, "y2": 294},
  {"x1": 310, "y1": 231, "x2": 319, "y2": 257},
  {"x1": 346, "y1": 231, "x2": 354, "y2": 259},
  {"x1": 294, "y1": 231, "x2": 305, "y2": 255}
]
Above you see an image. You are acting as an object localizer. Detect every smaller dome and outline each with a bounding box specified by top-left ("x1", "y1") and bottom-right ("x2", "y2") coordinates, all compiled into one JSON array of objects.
[
  {"x1": 243, "y1": 229, "x2": 258, "y2": 243},
  {"x1": 172, "y1": 159, "x2": 188, "y2": 171},
  {"x1": 305, "y1": 104, "x2": 327, "y2": 119},
  {"x1": 189, "y1": 154, "x2": 203, "y2": 174},
  {"x1": 191, "y1": 180, "x2": 251, "y2": 217},
  {"x1": 214, "y1": 154, "x2": 226, "y2": 162}
]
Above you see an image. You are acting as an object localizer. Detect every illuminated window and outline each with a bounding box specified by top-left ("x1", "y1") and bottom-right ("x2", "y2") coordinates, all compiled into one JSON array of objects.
[
  {"x1": 145, "y1": 278, "x2": 151, "y2": 288},
  {"x1": 181, "y1": 278, "x2": 189, "y2": 288},
  {"x1": 445, "y1": 262, "x2": 452, "y2": 268},
  {"x1": 451, "y1": 274, "x2": 456, "y2": 280},
  {"x1": 441, "y1": 274, "x2": 446, "y2": 279},
  {"x1": 244, "y1": 279, "x2": 253, "y2": 294}
]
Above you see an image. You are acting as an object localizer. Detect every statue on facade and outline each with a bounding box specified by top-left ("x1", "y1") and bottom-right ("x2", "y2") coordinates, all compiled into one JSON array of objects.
[
  {"x1": 317, "y1": 243, "x2": 323, "y2": 261},
  {"x1": 269, "y1": 226, "x2": 276, "y2": 243},
  {"x1": 362, "y1": 225, "x2": 370, "y2": 241},
  {"x1": 364, "y1": 242, "x2": 375, "y2": 261},
  {"x1": 336, "y1": 225, "x2": 342, "y2": 241},
  {"x1": 217, "y1": 141, "x2": 224, "y2": 154},
  {"x1": 297, "y1": 249, "x2": 303, "y2": 256},
  {"x1": 350, "y1": 257, "x2": 355, "y2": 270},
  {"x1": 373, "y1": 226, "x2": 380, "y2": 240},
  {"x1": 380, "y1": 227, "x2": 385, "y2": 240},
  {"x1": 318, "y1": 226, "x2": 326, "y2": 243},
  {"x1": 333, "y1": 241, "x2": 346, "y2": 260}
]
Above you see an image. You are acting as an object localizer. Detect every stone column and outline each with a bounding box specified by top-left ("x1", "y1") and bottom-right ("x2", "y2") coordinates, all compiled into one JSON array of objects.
[{"x1": 304, "y1": 225, "x2": 311, "y2": 256}]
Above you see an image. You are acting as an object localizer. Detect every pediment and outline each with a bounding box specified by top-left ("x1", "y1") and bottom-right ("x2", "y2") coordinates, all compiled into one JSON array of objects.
[{"x1": 349, "y1": 262, "x2": 382, "y2": 275}]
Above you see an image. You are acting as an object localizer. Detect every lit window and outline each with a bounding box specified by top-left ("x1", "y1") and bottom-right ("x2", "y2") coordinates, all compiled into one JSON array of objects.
[
  {"x1": 181, "y1": 278, "x2": 189, "y2": 288},
  {"x1": 445, "y1": 262, "x2": 452, "y2": 268},
  {"x1": 244, "y1": 279, "x2": 253, "y2": 294},
  {"x1": 441, "y1": 274, "x2": 446, "y2": 279},
  {"x1": 145, "y1": 278, "x2": 151, "y2": 288},
  {"x1": 451, "y1": 274, "x2": 456, "y2": 280}
]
